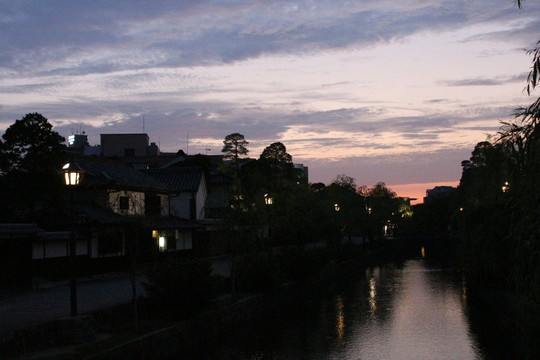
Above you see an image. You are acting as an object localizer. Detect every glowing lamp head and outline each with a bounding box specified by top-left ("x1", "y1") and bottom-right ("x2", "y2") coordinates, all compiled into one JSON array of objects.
[
  {"x1": 62, "y1": 162, "x2": 84, "y2": 186},
  {"x1": 264, "y1": 194, "x2": 273, "y2": 205}
]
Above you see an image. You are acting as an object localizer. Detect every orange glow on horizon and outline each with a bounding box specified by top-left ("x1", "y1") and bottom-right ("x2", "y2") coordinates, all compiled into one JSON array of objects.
[{"x1": 389, "y1": 181, "x2": 459, "y2": 205}]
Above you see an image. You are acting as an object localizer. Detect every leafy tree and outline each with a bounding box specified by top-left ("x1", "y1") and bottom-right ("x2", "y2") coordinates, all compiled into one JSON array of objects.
[
  {"x1": 269, "y1": 185, "x2": 341, "y2": 247},
  {"x1": 311, "y1": 182, "x2": 326, "y2": 192},
  {"x1": 259, "y1": 142, "x2": 292, "y2": 167},
  {"x1": 0, "y1": 113, "x2": 66, "y2": 174},
  {"x1": 238, "y1": 141, "x2": 299, "y2": 197},
  {"x1": 362, "y1": 182, "x2": 400, "y2": 240},
  {"x1": 324, "y1": 175, "x2": 367, "y2": 242},
  {"x1": 367, "y1": 182, "x2": 396, "y2": 198},
  {"x1": 222, "y1": 133, "x2": 249, "y2": 174},
  {"x1": 0, "y1": 113, "x2": 66, "y2": 221}
]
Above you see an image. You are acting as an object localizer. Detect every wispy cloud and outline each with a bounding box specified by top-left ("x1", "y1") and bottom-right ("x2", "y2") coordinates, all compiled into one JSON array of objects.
[
  {"x1": 1, "y1": 0, "x2": 539, "y2": 189},
  {"x1": 443, "y1": 73, "x2": 527, "y2": 86}
]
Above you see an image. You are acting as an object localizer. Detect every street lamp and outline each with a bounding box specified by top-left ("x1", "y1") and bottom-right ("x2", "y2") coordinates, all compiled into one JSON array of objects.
[
  {"x1": 62, "y1": 161, "x2": 84, "y2": 317},
  {"x1": 63, "y1": 162, "x2": 83, "y2": 186},
  {"x1": 264, "y1": 193, "x2": 273, "y2": 205}
]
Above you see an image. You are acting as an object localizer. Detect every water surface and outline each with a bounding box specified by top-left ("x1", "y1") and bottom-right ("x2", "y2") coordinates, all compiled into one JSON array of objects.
[{"x1": 187, "y1": 259, "x2": 487, "y2": 360}]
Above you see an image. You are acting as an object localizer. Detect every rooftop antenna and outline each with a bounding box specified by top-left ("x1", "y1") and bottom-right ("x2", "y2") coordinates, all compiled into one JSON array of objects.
[{"x1": 142, "y1": 116, "x2": 145, "y2": 133}]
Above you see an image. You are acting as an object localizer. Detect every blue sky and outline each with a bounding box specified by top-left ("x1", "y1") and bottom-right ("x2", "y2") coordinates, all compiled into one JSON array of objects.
[{"x1": 1, "y1": 0, "x2": 539, "y2": 200}]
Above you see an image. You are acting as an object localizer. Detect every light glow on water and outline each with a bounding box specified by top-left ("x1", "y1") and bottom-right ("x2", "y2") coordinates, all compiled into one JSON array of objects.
[
  {"x1": 187, "y1": 260, "x2": 487, "y2": 360},
  {"x1": 332, "y1": 261, "x2": 482, "y2": 360}
]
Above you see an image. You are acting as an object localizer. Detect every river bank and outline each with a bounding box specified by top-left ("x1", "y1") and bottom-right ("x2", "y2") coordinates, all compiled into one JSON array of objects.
[
  {"x1": 5, "y1": 241, "x2": 415, "y2": 359},
  {"x1": 466, "y1": 281, "x2": 540, "y2": 360}
]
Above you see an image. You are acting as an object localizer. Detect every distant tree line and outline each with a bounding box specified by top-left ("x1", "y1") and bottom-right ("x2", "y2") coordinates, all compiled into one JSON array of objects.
[{"x1": 218, "y1": 133, "x2": 411, "y2": 255}]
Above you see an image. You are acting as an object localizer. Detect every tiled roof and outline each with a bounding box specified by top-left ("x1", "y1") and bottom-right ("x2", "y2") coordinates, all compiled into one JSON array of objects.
[
  {"x1": 146, "y1": 167, "x2": 204, "y2": 193},
  {"x1": 73, "y1": 157, "x2": 172, "y2": 192}
]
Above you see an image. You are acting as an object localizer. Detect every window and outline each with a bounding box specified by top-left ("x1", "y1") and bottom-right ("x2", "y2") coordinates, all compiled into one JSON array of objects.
[
  {"x1": 145, "y1": 193, "x2": 161, "y2": 216},
  {"x1": 119, "y1": 196, "x2": 129, "y2": 211}
]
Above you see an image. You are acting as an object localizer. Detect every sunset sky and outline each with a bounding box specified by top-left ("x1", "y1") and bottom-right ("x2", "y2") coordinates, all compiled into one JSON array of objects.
[{"x1": 2, "y1": 1, "x2": 540, "y2": 202}]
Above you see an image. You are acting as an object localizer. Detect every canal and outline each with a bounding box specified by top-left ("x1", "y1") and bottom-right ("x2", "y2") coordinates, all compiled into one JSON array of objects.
[{"x1": 182, "y1": 256, "x2": 514, "y2": 360}]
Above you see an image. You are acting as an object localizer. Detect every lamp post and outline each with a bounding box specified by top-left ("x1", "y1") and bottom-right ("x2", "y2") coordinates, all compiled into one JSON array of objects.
[{"x1": 62, "y1": 162, "x2": 84, "y2": 317}]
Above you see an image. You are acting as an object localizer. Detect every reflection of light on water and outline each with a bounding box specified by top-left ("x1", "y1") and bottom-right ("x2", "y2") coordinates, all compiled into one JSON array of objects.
[
  {"x1": 369, "y1": 276, "x2": 377, "y2": 315},
  {"x1": 336, "y1": 295, "x2": 345, "y2": 342},
  {"x1": 461, "y1": 277, "x2": 467, "y2": 301},
  {"x1": 421, "y1": 246, "x2": 425, "y2": 258}
]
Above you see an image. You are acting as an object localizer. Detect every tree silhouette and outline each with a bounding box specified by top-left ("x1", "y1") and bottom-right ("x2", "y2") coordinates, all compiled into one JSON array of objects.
[
  {"x1": 0, "y1": 113, "x2": 66, "y2": 175},
  {"x1": 454, "y1": 1, "x2": 540, "y2": 316},
  {"x1": 222, "y1": 133, "x2": 249, "y2": 174},
  {"x1": 0, "y1": 113, "x2": 66, "y2": 221},
  {"x1": 259, "y1": 142, "x2": 292, "y2": 167}
]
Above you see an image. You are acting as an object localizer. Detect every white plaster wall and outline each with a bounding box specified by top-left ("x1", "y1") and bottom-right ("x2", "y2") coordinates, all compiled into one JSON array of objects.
[
  {"x1": 160, "y1": 194, "x2": 169, "y2": 216},
  {"x1": 32, "y1": 239, "x2": 88, "y2": 259},
  {"x1": 170, "y1": 193, "x2": 192, "y2": 219},
  {"x1": 109, "y1": 190, "x2": 145, "y2": 216},
  {"x1": 195, "y1": 178, "x2": 207, "y2": 220},
  {"x1": 90, "y1": 236, "x2": 98, "y2": 258}
]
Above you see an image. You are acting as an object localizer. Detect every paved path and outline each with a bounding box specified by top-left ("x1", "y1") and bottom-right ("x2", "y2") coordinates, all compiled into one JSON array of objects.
[
  {"x1": 0, "y1": 275, "x2": 145, "y2": 336},
  {"x1": 0, "y1": 257, "x2": 233, "y2": 338}
]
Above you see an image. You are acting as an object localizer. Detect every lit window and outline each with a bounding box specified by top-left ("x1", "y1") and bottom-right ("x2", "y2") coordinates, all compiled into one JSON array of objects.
[{"x1": 158, "y1": 236, "x2": 166, "y2": 251}]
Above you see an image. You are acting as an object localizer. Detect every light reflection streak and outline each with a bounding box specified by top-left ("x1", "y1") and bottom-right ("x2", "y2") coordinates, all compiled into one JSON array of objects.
[
  {"x1": 461, "y1": 277, "x2": 468, "y2": 301},
  {"x1": 369, "y1": 276, "x2": 377, "y2": 316},
  {"x1": 336, "y1": 295, "x2": 345, "y2": 343}
]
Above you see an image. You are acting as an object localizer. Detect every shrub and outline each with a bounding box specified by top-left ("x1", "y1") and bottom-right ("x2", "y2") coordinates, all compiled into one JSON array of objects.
[
  {"x1": 234, "y1": 253, "x2": 285, "y2": 293},
  {"x1": 277, "y1": 246, "x2": 330, "y2": 281},
  {"x1": 143, "y1": 257, "x2": 226, "y2": 314}
]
